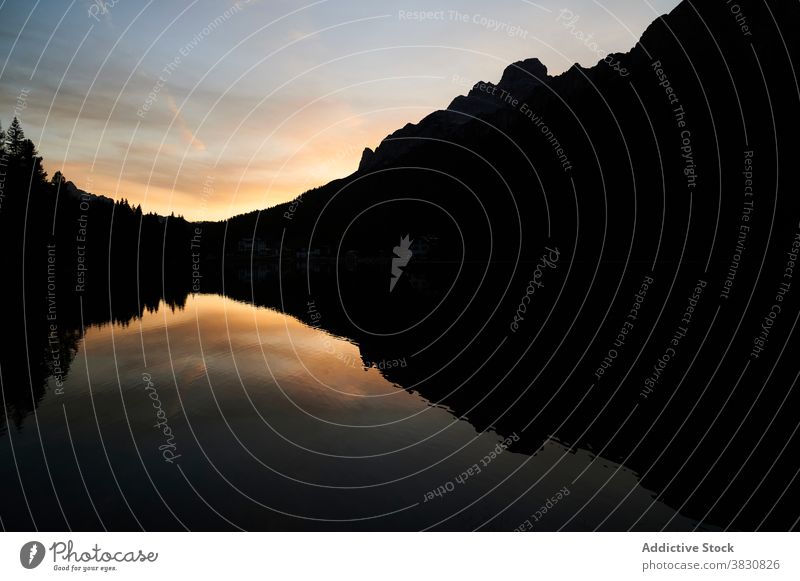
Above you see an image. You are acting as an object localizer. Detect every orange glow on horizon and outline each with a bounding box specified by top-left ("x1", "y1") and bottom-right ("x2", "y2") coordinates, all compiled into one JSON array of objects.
[{"x1": 54, "y1": 108, "x2": 428, "y2": 222}]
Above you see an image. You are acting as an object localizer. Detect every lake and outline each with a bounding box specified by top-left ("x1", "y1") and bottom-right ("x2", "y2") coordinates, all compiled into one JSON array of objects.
[{"x1": 0, "y1": 291, "x2": 701, "y2": 531}]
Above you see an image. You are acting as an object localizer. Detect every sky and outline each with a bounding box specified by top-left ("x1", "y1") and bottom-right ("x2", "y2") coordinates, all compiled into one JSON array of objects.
[{"x1": 0, "y1": 0, "x2": 680, "y2": 221}]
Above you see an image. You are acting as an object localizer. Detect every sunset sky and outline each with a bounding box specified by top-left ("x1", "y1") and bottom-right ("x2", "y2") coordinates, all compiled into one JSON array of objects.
[{"x1": 1, "y1": 0, "x2": 678, "y2": 221}]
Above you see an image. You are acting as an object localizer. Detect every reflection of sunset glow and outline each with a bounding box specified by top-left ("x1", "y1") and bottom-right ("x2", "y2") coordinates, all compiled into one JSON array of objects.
[{"x1": 87, "y1": 294, "x2": 406, "y2": 403}]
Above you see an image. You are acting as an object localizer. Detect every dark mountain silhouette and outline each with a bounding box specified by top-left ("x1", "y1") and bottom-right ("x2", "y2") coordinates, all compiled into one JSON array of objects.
[
  {"x1": 184, "y1": 0, "x2": 800, "y2": 530},
  {"x1": 2, "y1": 0, "x2": 799, "y2": 530}
]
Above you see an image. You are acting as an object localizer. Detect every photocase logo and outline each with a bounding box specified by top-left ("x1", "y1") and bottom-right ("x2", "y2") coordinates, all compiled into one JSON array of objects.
[
  {"x1": 390, "y1": 235, "x2": 414, "y2": 292},
  {"x1": 20, "y1": 541, "x2": 46, "y2": 569}
]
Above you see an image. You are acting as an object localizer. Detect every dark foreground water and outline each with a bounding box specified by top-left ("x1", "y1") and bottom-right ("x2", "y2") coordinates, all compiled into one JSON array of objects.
[{"x1": 0, "y1": 292, "x2": 702, "y2": 531}]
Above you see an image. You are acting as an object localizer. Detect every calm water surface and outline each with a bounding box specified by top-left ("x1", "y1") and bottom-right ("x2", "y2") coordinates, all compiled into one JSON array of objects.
[{"x1": 0, "y1": 293, "x2": 699, "y2": 530}]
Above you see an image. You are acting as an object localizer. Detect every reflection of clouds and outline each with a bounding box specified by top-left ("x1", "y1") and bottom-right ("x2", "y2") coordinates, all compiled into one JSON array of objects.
[
  {"x1": 79, "y1": 294, "x2": 422, "y2": 436},
  {"x1": 99, "y1": 294, "x2": 398, "y2": 400},
  {"x1": 53, "y1": 291, "x2": 478, "y2": 464}
]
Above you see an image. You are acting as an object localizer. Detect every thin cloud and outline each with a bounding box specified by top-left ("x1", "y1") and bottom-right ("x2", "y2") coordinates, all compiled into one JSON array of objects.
[{"x1": 166, "y1": 93, "x2": 206, "y2": 152}]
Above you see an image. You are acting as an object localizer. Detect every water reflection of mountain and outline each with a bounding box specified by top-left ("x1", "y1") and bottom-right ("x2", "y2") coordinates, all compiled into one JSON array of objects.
[
  {"x1": 8, "y1": 240, "x2": 797, "y2": 531},
  {"x1": 0, "y1": 280, "x2": 187, "y2": 436}
]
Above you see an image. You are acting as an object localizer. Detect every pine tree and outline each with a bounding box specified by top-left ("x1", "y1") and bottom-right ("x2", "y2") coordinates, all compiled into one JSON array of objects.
[
  {"x1": 6, "y1": 117, "x2": 24, "y2": 157},
  {"x1": 20, "y1": 139, "x2": 47, "y2": 184}
]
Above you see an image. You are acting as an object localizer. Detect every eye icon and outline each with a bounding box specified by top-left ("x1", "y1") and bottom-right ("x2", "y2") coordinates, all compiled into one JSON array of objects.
[{"x1": 20, "y1": 542, "x2": 46, "y2": 569}]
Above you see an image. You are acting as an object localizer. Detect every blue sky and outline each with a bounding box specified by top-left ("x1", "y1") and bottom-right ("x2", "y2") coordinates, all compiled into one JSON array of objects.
[{"x1": 0, "y1": 0, "x2": 680, "y2": 220}]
